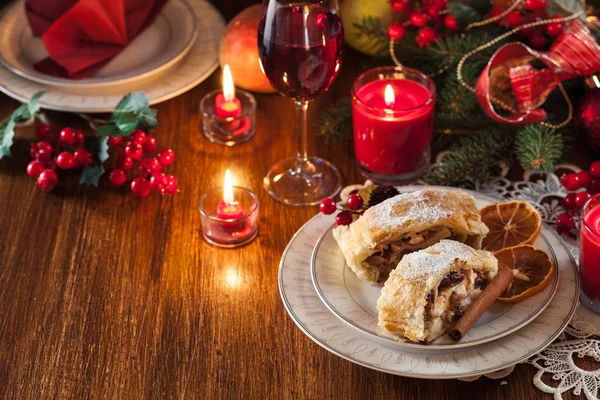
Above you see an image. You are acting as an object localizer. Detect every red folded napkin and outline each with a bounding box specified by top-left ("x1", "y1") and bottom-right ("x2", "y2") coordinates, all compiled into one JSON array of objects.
[{"x1": 25, "y1": 0, "x2": 169, "y2": 79}]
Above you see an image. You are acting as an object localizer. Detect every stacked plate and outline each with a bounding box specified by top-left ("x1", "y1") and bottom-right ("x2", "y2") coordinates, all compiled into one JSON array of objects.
[
  {"x1": 279, "y1": 186, "x2": 579, "y2": 379},
  {"x1": 0, "y1": 0, "x2": 224, "y2": 113}
]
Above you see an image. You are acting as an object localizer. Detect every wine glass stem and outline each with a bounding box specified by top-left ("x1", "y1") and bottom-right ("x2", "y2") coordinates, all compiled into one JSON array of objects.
[{"x1": 295, "y1": 100, "x2": 309, "y2": 163}]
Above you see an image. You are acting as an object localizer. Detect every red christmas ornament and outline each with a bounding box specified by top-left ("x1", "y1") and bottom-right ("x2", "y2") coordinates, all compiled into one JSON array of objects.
[{"x1": 578, "y1": 75, "x2": 600, "y2": 152}]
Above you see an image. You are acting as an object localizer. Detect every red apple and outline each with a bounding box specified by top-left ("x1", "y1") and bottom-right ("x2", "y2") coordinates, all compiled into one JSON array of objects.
[{"x1": 219, "y1": 5, "x2": 276, "y2": 94}]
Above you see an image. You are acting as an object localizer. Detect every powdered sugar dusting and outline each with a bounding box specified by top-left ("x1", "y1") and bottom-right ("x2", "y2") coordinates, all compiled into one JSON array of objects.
[
  {"x1": 367, "y1": 190, "x2": 452, "y2": 230},
  {"x1": 396, "y1": 240, "x2": 475, "y2": 281}
]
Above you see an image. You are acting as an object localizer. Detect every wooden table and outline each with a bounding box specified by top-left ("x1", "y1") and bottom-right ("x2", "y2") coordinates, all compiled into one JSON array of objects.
[{"x1": 0, "y1": 2, "x2": 592, "y2": 399}]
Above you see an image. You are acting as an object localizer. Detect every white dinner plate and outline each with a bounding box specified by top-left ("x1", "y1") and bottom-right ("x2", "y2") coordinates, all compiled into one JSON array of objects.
[
  {"x1": 311, "y1": 189, "x2": 559, "y2": 351},
  {"x1": 0, "y1": 0, "x2": 198, "y2": 89},
  {"x1": 0, "y1": 0, "x2": 224, "y2": 112},
  {"x1": 279, "y1": 188, "x2": 579, "y2": 379}
]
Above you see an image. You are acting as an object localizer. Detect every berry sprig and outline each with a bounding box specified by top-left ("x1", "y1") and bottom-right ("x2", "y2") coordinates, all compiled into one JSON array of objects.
[
  {"x1": 27, "y1": 124, "x2": 92, "y2": 191},
  {"x1": 105, "y1": 130, "x2": 177, "y2": 197},
  {"x1": 555, "y1": 162, "x2": 600, "y2": 236},
  {"x1": 489, "y1": 0, "x2": 562, "y2": 49},
  {"x1": 320, "y1": 185, "x2": 400, "y2": 226},
  {"x1": 387, "y1": 0, "x2": 459, "y2": 48}
]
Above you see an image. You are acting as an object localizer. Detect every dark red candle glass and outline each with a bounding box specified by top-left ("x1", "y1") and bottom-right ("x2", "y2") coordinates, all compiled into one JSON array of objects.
[
  {"x1": 580, "y1": 194, "x2": 600, "y2": 314},
  {"x1": 352, "y1": 66, "x2": 435, "y2": 185}
]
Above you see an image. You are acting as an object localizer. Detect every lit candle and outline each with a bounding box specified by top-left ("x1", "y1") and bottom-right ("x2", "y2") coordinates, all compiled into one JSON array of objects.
[
  {"x1": 216, "y1": 170, "x2": 246, "y2": 231},
  {"x1": 352, "y1": 67, "x2": 436, "y2": 179},
  {"x1": 215, "y1": 65, "x2": 242, "y2": 119}
]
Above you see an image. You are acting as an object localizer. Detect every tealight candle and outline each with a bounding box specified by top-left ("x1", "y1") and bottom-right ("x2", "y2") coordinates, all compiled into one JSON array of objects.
[
  {"x1": 352, "y1": 66, "x2": 436, "y2": 184},
  {"x1": 199, "y1": 170, "x2": 259, "y2": 248},
  {"x1": 200, "y1": 65, "x2": 256, "y2": 146}
]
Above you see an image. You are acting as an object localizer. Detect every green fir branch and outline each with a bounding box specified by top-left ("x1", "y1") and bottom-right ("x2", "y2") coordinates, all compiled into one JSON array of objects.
[
  {"x1": 316, "y1": 98, "x2": 352, "y2": 143},
  {"x1": 515, "y1": 124, "x2": 564, "y2": 171},
  {"x1": 423, "y1": 128, "x2": 515, "y2": 187}
]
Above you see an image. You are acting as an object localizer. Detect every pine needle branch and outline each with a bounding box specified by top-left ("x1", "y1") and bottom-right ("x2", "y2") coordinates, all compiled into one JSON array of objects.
[
  {"x1": 316, "y1": 98, "x2": 352, "y2": 143},
  {"x1": 515, "y1": 124, "x2": 564, "y2": 171}
]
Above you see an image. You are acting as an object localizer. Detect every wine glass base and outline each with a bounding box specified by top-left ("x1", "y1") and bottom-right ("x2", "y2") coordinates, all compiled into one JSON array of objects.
[{"x1": 263, "y1": 157, "x2": 342, "y2": 206}]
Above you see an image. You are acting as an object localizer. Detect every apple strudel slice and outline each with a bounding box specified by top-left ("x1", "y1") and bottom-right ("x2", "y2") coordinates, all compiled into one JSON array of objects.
[
  {"x1": 376, "y1": 240, "x2": 498, "y2": 344},
  {"x1": 332, "y1": 189, "x2": 489, "y2": 282}
]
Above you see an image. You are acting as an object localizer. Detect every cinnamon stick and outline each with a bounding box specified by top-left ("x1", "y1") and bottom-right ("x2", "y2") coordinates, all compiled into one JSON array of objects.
[{"x1": 448, "y1": 266, "x2": 514, "y2": 342}]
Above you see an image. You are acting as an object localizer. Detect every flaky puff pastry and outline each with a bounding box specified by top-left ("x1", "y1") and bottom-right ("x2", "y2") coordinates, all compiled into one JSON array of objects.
[
  {"x1": 332, "y1": 189, "x2": 489, "y2": 282},
  {"x1": 377, "y1": 240, "x2": 498, "y2": 343}
]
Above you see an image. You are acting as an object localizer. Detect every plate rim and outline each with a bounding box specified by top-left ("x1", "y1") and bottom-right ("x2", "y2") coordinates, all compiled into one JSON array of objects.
[
  {"x1": 310, "y1": 188, "x2": 559, "y2": 350},
  {"x1": 278, "y1": 188, "x2": 580, "y2": 379},
  {"x1": 0, "y1": 0, "x2": 199, "y2": 88},
  {"x1": 311, "y1": 223, "x2": 560, "y2": 350},
  {"x1": 0, "y1": 0, "x2": 224, "y2": 113}
]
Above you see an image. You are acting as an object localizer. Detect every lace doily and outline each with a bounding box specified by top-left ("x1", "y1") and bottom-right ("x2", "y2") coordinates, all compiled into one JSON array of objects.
[{"x1": 341, "y1": 165, "x2": 600, "y2": 399}]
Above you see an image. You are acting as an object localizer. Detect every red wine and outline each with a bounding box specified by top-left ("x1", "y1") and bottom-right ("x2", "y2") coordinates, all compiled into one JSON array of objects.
[{"x1": 258, "y1": 5, "x2": 344, "y2": 101}]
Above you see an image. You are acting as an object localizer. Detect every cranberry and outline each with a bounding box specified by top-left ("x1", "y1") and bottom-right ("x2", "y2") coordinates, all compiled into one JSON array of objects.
[
  {"x1": 410, "y1": 12, "x2": 428, "y2": 27},
  {"x1": 109, "y1": 169, "x2": 127, "y2": 186},
  {"x1": 335, "y1": 211, "x2": 353, "y2": 226},
  {"x1": 142, "y1": 136, "x2": 157, "y2": 153},
  {"x1": 35, "y1": 124, "x2": 52, "y2": 139},
  {"x1": 56, "y1": 152, "x2": 75, "y2": 170},
  {"x1": 444, "y1": 15, "x2": 458, "y2": 30},
  {"x1": 37, "y1": 169, "x2": 57, "y2": 191},
  {"x1": 157, "y1": 148, "x2": 175, "y2": 166},
  {"x1": 391, "y1": 0, "x2": 407, "y2": 12},
  {"x1": 563, "y1": 193, "x2": 576, "y2": 210},
  {"x1": 590, "y1": 161, "x2": 600, "y2": 178},
  {"x1": 320, "y1": 198, "x2": 337, "y2": 215},
  {"x1": 506, "y1": 11, "x2": 522, "y2": 27},
  {"x1": 556, "y1": 213, "x2": 575, "y2": 235},
  {"x1": 575, "y1": 191, "x2": 592, "y2": 208},
  {"x1": 347, "y1": 194, "x2": 364, "y2": 210},
  {"x1": 387, "y1": 23, "x2": 405, "y2": 40},
  {"x1": 562, "y1": 173, "x2": 581, "y2": 191},
  {"x1": 59, "y1": 127, "x2": 78, "y2": 145},
  {"x1": 130, "y1": 177, "x2": 151, "y2": 197},
  {"x1": 107, "y1": 136, "x2": 123, "y2": 147},
  {"x1": 27, "y1": 161, "x2": 45, "y2": 178},
  {"x1": 578, "y1": 171, "x2": 592, "y2": 189}
]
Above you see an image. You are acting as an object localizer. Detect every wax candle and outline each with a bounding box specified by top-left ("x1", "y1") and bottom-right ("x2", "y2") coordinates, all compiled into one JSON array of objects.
[
  {"x1": 580, "y1": 194, "x2": 600, "y2": 310},
  {"x1": 216, "y1": 170, "x2": 247, "y2": 231},
  {"x1": 215, "y1": 65, "x2": 242, "y2": 119},
  {"x1": 352, "y1": 67, "x2": 435, "y2": 182}
]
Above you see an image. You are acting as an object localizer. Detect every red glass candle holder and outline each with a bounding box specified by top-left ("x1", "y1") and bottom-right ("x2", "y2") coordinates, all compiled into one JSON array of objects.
[
  {"x1": 352, "y1": 66, "x2": 435, "y2": 185},
  {"x1": 199, "y1": 186, "x2": 259, "y2": 248},
  {"x1": 580, "y1": 194, "x2": 600, "y2": 314},
  {"x1": 200, "y1": 89, "x2": 256, "y2": 146}
]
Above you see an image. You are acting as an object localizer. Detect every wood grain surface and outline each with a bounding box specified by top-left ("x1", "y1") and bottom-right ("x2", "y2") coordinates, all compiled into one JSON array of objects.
[{"x1": 0, "y1": 1, "x2": 595, "y2": 398}]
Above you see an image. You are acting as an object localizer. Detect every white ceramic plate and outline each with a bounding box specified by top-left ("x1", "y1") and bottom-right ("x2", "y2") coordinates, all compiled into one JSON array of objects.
[
  {"x1": 0, "y1": 0, "x2": 224, "y2": 112},
  {"x1": 0, "y1": 0, "x2": 198, "y2": 89},
  {"x1": 311, "y1": 189, "x2": 559, "y2": 351},
  {"x1": 279, "y1": 189, "x2": 579, "y2": 379}
]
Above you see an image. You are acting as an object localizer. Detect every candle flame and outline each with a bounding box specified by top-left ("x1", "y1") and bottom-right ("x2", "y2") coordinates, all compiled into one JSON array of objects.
[
  {"x1": 384, "y1": 84, "x2": 395, "y2": 107},
  {"x1": 224, "y1": 169, "x2": 234, "y2": 204},
  {"x1": 223, "y1": 65, "x2": 235, "y2": 102}
]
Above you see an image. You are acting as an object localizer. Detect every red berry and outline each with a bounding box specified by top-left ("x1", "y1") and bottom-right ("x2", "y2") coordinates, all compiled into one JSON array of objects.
[
  {"x1": 150, "y1": 173, "x2": 166, "y2": 189},
  {"x1": 590, "y1": 161, "x2": 600, "y2": 178},
  {"x1": 528, "y1": 32, "x2": 546, "y2": 49},
  {"x1": 444, "y1": 15, "x2": 458, "y2": 30},
  {"x1": 107, "y1": 136, "x2": 123, "y2": 146},
  {"x1": 157, "y1": 148, "x2": 175, "y2": 166},
  {"x1": 427, "y1": 4, "x2": 440, "y2": 17},
  {"x1": 562, "y1": 173, "x2": 581, "y2": 191},
  {"x1": 347, "y1": 193, "x2": 364, "y2": 210},
  {"x1": 506, "y1": 11, "x2": 522, "y2": 27},
  {"x1": 109, "y1": 169, "x2": 127, "y2": 186},
  {"x1": 416, "y1": 27, "x2": 436, "y2": 47},
  {"x1": 546, "y1": 21, "x2": 563, "y2": 37},
  {"x1": 591, "y1": 179, "x2": 600, "y2": 194},
  {"x1": 387, "y1": 23, "x2": 405, "y2": 40},
  {"x1": 36, "y1": 124, "x2": 52, "y2": 139},
  {"x1": 162, "y1": 174, "x2": 177, "y2": 195},
  {"x1": 490, "y1": 6, "x2": 504, "y2": 19},
  {"x1": 75, "y1": 131, "x2": 85, "y2": 145},
  {"x1": 575, "y1": 191, "x2": 592, "y2": 208},
  {"x1": 125, "y1": 143, "x2": 143, "y2": 160},
  {"x1": 35, "y1": 141, "x2": 53, "y2": 162},
  {"x1": 391, "y1": 0, "x2": 407, "y2": 12},
  {"x1": 142, "y1": 136, "x2": 157, "y2": 153},
  {"x1": 130, "y1": 130, "x2": 147, "y2": 145},
  {"x1": 141, "y1": 158, "x2": 163, "y2": 173},
  {"x1": 118, "y1": 156, "x2": 134, "y2": 171},
  {"x1": 556, "y1": 213, "x2": 575, "y2": 235},
  {"x1": 320, "y1": 198, "x2": 337, "y2": 215},
  {"x1": 410, "y1": 12, "x2": 428, "y2": 27},
  {"x1": 73, "y1": 149, "x2": 92, "y2": 167},
  {"x1": 27, "y1": 160, "x2": 45, "y2": 178},
  {"x1": 525, "y1": 0, "x2": 546, "y2": 10},
  {"x1": 56, "y1": 152, "x2": 75, "y2": 170},
  {"x1": 37, "y1": 169, "x2": 57, "y2": 191},
  {"x1": 130, "y1": 177, "x2": 151, "y2": 197},
  {"x1": 59, "y1": 127, "x2": 78, "y2": 145},
  {"x1": 563, "y1": 192, "x2": 576, "y2": 210},
  {"x1": 578, "y1": 171, "x2": 592, "y2": 189},
  {"x1": 335, "y1": 211, "x2": 353, "y2": 226}
]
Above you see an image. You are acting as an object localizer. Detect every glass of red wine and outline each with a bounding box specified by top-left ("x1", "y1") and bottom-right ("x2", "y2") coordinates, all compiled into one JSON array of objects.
[{"x1": 258, "y1": 0, "x2": 344, "y2": 206}]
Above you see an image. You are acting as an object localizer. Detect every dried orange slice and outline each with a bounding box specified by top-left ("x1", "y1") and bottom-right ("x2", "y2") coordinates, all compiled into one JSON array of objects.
[
  {"x1": 480, "y1": 201, "x2": 542, "y2": 252},
  {"x1": 495, "y1": 245, "x2": 555, "y2": 303}
]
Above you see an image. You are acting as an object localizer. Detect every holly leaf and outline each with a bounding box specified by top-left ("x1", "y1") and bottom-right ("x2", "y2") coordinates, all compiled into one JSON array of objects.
[
  {"x1": 0, "y1": 91, "x2": 45, "y2": 159},
  {"x1": 79, "y1": 164, "x2": 105, "y2": 186},
  {"x1": 0, "y1": 118, "x2": 16, "y2": 159},
  {"x1": 96, "y1": 122, "x2": 120, "y2": 137},
  {"x1": 96, "y1": 92, "x2": 158, "y2": 137},
  {"x1": 449, "y1": 3, "x2": 482, "y2": 26}
]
